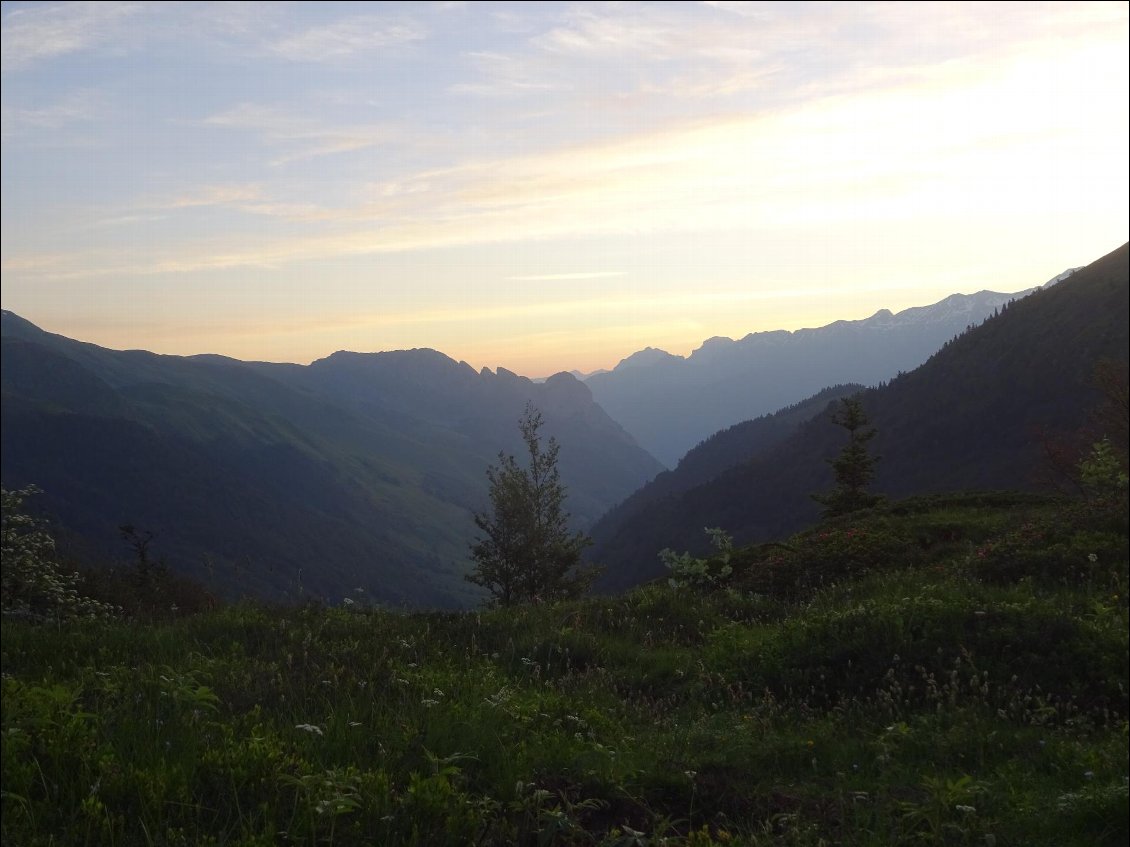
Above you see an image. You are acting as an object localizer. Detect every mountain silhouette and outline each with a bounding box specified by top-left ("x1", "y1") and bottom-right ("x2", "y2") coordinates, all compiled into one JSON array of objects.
[
  {"x1": 1, "y1": 315, "x2": 661, "y2": 607},
  {"x1": 587, "y1": 280, "x2": 1075, "y2": 466},
  {"x1": 590, "y1": 243, "x2": 1127, "y2": 590}
]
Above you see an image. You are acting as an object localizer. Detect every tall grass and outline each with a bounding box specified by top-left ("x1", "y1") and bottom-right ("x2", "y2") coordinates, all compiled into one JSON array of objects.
[{"x1": 2, "y1": 496, "x2": 1126, "y2": 845}]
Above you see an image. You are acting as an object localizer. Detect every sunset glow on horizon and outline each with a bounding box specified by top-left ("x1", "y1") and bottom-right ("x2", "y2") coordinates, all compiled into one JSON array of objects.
[{"x1": 2, "y1": 1, "x2": 1127, "y2": 377}]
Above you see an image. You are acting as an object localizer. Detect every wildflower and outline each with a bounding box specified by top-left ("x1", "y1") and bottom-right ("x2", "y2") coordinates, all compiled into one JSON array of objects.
[
  {"x1": 956, "y1": 805, "x2": 976, "y2": 814},
  {"x1": 348, "y1": 721, "x2": 362, "y2": 727},
  {"x1": 1088, "y1": 553, "x2": 1098, "y2": 563},
  {"x1": 422, "y1": 698, "x2": 439, "y2": 708},
  {"x1": 295, "y1": 724, "x2": 323, "y2": 736},
  {"x1": 684, "y1": 770, "x2": 697, "y2": 780},
  {"x1": 343, "y1": 597, "x2": 355, "y2": 606}
]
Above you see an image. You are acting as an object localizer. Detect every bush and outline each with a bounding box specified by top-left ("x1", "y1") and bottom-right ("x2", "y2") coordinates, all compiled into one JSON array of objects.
[
  {"x1": 972, "y1": 513, "x2": 1128, "y2": 588},
  {"x1": 733, "y1": 520, "x2": 909, "y2": 598},
  {"x1": 659, "y1": 528, "x2": 734, "y2": 589},
  {"x1": 1, "y1": 487, "x2": 116, "y2": 622}
]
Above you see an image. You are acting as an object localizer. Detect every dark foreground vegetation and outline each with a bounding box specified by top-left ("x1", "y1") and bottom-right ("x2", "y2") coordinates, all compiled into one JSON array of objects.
[{"x1": 3, "y1": 487, "x2": 1127, "y2": 846}]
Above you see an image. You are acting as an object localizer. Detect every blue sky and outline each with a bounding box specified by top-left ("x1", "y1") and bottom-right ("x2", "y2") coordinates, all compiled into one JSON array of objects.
[{"x1": 2, "y1": 1, "x2": 1127, "y2": 375}]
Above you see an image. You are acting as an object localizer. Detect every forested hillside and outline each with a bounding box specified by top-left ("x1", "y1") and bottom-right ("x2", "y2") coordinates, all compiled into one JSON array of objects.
[
  {"x1": 0, "y1": 315, "x2": 661, "y2": 607},
  {"x1": 591, "y1": 243, "x2": 1128, "y2": 590},
  {"x1": 591, "y1": 384, "x2": 862, "y2": 589},
  {"x1": 587, "y1": 287, "x2": 1051, "y2": 465}
]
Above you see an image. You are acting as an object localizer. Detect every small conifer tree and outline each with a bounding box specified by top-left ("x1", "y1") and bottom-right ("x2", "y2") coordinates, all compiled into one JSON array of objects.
[
  {"x1": 812, "y1": 397, "x2": 883, "y2": 518},
  {"x1": 466, "y1": 404, "x2": 595, "y2": 606}
]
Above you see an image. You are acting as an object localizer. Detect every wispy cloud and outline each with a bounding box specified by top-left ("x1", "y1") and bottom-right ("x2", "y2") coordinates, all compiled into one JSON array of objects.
[
  {"x1": 1, "y1": 1, "x2": 145, "y2": 73},
  {"x1": 0, "y1": 89, "x2": 106, "y2": 139},
  {"x1": 163, "y1": 184, "x2": 263, "y2": 209},
  {"x1": 449, "y1": 51, "x2": 566, "y2": 97},
  {"x1": 447, "y1": 3, "x2": 828, "y2": 115},
  {"x1": 507, "y1": 271, "x2": 626, "y2": 282},
  {"x1": 268, "y1": 13, "x2": 426, "y2": 62},
  {"x1": 88, "y1": 213, "x2": 166, "y2": 229},
  {"x1": 202, "y1": 102, "x2": 399, "y2": 166},
  {"x1": 533, "y1": 5, "x2": 686, "y2": 57},
  {"x1": 137, "y1": 182, "x2": 330, "y2": 223},
  {"x1": 3, "y1": 2, "x2": 1126, "y2": 375},
  {"x1": 11, "y1": 33, "x2": 1127, "y2": 284}
]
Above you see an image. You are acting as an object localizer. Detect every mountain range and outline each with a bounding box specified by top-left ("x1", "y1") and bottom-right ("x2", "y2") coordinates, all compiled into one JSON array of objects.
[
  {"x1": 589, "y1": 243, "x2": 1128, "y2": 590},
  {"x1": 0, "y1": 315, "x2": 661, "y2": 607},
  {"x1": 2, "y1": 246, "x2": 1122, "y2": 606},
  {"x1": 586, "y1": 277, "x2": 1075, "y2": 466}
]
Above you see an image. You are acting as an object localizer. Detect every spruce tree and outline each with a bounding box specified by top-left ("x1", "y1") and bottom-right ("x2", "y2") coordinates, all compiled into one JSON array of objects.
[
  {"x1": 812, "y1": 397, "x2": 883, "y2": 518},
  {"x1": 466, "y1": 404, "x2": 594, "y2": 606}
]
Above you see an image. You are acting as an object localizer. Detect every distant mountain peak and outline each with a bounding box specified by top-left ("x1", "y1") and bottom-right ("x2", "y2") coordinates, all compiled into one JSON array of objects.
[
  {"x1": 531, "y1": 367, "x2": 610, "y2": 383},
  {"x1": 613, "y1": 346, "x2": 683, "y2": 371},
  {"x1": 587, "y1": 279, "x2": 1070, "y2": 465},
  {"x1": 695, "y1": 335, "x2": 735, "y2": 353},
  {"x1": 541, "y1": 371, "x2": 593, "y2": 405},
  {"x1": 1042, "y1": 267, "x2": 1081, "y2": 288},
  {"x1": 0, "y1": 310, "x2": 47, "y2": 337},
  {"x1": 543, "y1": 370, "x2": 580, "y2": 384}
]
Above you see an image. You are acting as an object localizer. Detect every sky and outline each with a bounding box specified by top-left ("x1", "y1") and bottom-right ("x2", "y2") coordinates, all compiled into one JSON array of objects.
[{"x1": 2, "y1": 1, "x2": 1127, "y2": 377}]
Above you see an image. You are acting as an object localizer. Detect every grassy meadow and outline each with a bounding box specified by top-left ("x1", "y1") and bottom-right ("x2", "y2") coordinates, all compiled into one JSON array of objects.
[{"x1": 2, "y1": 493, "x2": 1127, "y2": 845}]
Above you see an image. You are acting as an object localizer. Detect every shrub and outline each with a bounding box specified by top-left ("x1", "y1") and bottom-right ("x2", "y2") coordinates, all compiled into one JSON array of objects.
[
  {"x1": 1, "y1": 487, "x2": 116, "y2": 622},
  {"x1": 659, "y1": 528, "x2": 734, "y2": 589}
]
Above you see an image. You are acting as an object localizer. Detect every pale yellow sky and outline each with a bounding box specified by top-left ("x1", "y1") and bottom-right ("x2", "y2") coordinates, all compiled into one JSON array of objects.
[{"x1": 2, "y1": 1, "x2": 1127, "y2": 376}]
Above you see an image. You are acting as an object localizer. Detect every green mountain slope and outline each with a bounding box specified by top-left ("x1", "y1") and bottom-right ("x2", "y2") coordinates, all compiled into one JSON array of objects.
[
  {"x1": 591, "y1": 384, "x2": 862, "y2": 590},
  {"x1": 0, "y1": 317, "x2": 662, "y2": 606},
  {"x1": 590, "y1": 242, "x2": 1129, "y2": 590},
  {"x1": 587, "y1": 287, "x2": 1049, "y2": 466}
]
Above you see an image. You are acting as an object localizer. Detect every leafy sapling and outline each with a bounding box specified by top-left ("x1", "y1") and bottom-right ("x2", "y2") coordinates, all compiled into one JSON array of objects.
[{"x1": 659, "y1": 527, "x2": 733, "y2": 589}]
